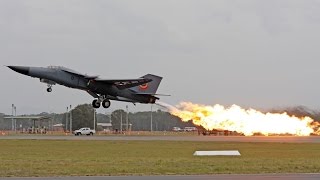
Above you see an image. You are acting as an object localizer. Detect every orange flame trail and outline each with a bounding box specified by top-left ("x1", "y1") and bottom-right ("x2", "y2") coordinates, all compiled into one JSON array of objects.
[{"x1": 157, "y1": 102, "x2": 320, "y2": 136}]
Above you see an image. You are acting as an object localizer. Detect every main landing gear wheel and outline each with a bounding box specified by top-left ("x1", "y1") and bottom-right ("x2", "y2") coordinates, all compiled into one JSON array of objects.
[
  {"x1": 102, "y1": 99, "x2": 111, "y2": 108},
  {"x1": 92, "y1": 99, "x2": 101, "y2": 108}
]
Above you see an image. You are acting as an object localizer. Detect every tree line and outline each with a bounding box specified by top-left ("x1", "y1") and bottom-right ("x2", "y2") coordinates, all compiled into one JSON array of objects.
[{"x1": 0, "y1": 104, "x2": 320, "y2": 131}]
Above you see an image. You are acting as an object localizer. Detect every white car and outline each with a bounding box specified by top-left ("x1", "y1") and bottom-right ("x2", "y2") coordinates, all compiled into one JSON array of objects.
[
  {"x1": 184, "y1": 127, "x2": 197, "y2": 132},
  {"x1": 172, "y1": 127, "x2": 183, "y2": 132},
  {"x1": 74, "y1": 128, "x2": 96, "y2": 136}
]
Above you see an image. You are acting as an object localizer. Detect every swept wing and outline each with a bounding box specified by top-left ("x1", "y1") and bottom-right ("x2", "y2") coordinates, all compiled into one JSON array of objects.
[
  {"x1": 59, "y1": 66, "x2": 151, "y2": 89},
  {"x1": 94, "y1": 78, "x2": 152, "y2": 90}
]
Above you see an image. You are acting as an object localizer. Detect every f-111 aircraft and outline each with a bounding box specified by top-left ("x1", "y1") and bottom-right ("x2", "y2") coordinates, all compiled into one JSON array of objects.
[{"x1": 8, "y1": 66, "x2": 165, "y2": 108}]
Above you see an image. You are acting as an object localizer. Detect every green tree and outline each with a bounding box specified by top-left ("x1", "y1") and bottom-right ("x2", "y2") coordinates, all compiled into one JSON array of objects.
[
  {"x1": 70, "y1": 104, "x2": 96, "y2": 131},
  {"x1": 111, "y1": 109, "x2": 126, "y2": 131},
  {"x1": 96, "y1": 113, "x2": 110, "y2": 123},
  {"x1": 109, "y1": 109, "x2": 194, "y2": 131},
  {"x1": 0, "y1": 113, "x2": 10, "y2": 130}
]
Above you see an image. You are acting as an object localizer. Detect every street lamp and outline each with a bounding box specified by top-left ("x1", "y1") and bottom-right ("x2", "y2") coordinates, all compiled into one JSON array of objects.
[
  {"x1": 126, "y1": 105, "x2": 129, "y2": 131},
  {"x1": 11, "y1": 104, "x2": 14, "y2": 131},
  {"x1": 70, "y1": 105, "x2": 72, "y2": 133},
  {"x1": 93, "y1": 108, "x2": 96, "y2": 131},
  {"x1": 66, "y1": 107, "x2": 68, "y2": 132},
  {"x1": 151, "y1": 105, "x2": 153, "y2": 132},
  {"x1": 14, "y1": 106, "x2": 17, "y2": 132},
  {"x1": 120, "y1": 111, "x2": 123, "y2": 133}
]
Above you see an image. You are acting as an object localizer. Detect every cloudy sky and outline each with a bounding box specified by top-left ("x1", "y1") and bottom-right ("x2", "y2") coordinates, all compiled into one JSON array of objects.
[{"x1": 1, "y1": 0, "x2": 320, "y2": 115}]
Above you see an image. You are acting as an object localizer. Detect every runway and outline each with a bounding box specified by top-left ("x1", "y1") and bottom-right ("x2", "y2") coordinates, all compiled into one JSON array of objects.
[
  {"x1": 1, "y1": 136, "x2": 319, "y2": 179},
  {"x1": 1, "y1": 174, "x2": 320, "y2": 180},
  {"x1": 0, "y1": 135, "x2": 320, "y2": 143}
]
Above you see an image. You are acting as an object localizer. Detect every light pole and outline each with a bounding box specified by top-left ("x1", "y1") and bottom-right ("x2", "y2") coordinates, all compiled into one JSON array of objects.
[
  {"x1": 66, "y1": 107, "x2": 68, "y2": 132},
  {"x1": 69, "y1": 105, "x2": 72, "y2": 133},
  {"x1": 93, "y1": 108, "x2": 96, "y2": 131},
  {"x1": 120, "y1": 111, "x2": 123, "y2": 133},
  {"x1": 14, "y1": 106, "x2": 17, "y2": 132},
  {"x1": 11, "y1": 104, "x2": 14, "y2": 131},
  {"x1": 151, "y1": 105, "x2": 153, "y2": 132},
  {"x1": 126, "y1": 105, "x2": 129, "y2": 131}
]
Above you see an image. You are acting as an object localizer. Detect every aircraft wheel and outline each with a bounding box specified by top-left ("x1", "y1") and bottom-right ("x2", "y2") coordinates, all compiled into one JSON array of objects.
[
  {"x1": 102, "y1": 99, "x2": 111, "y2": 108},
  {"x1": 47, "y1": 88, "x2": 52, "y2": 92},
  {"x1": 92, "y1": 99, "x2": 101, "y2": 108}
]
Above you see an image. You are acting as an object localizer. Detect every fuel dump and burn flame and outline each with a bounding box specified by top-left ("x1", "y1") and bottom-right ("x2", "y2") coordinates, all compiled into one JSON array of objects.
[{"x1": 157, "y1": 102, "x2": 320, "y2": 136}]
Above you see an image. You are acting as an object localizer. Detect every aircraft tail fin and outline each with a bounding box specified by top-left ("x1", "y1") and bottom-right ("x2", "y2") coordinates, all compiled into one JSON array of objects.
[{"x1": 130, "y1": 74, "x2": 163, "y2": 94}]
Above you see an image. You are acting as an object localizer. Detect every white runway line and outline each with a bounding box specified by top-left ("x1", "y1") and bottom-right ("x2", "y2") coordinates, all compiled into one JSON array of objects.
[{"x1": 193, "y1": 150, "x2": 241, "y2": 156}]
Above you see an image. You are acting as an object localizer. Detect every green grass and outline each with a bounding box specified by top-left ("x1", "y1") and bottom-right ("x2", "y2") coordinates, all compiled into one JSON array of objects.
[{"x1": 0, "y1": 140, "x2": 320, "y2": 177}]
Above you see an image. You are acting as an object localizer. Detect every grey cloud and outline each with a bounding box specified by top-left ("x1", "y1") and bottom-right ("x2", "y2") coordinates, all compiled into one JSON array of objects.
[{"x1": 1, "y1": 0, "x2": 320, "y2": 114}]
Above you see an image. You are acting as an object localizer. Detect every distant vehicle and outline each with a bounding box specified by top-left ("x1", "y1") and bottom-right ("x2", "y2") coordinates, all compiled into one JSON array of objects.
[
  {"x1": 74, "y1": 128, "x2": 96, "y2": 136},
  {"x1": 196, "y1": 125, "x2": 239, "y2": 136},
  {"x1": 172, "y1": 127, "x2": 183, "y2": 132},
  {"x1": 183, "y1": 127, "x2": 197, "y2": 132}
]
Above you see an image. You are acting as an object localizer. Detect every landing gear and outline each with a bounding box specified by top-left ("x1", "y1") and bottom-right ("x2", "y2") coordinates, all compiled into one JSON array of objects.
[
  {"x1": 92, "y1": 98, "x2": 111, "y2": 109},
  {"x1": 47, "y1": 84, "x2": 52, "y2": 92},
  {"x1": 92, "y1": 99, "x2": 101, "y2": 108},
  {"x1": 102, "y1": 99, "x2": 111, "y2": 108}
]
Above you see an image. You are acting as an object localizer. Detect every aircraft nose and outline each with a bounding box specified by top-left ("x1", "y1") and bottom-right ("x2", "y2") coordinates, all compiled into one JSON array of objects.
[{"x1": 7, "y1": 66, "x2": 30, "y2": 75}]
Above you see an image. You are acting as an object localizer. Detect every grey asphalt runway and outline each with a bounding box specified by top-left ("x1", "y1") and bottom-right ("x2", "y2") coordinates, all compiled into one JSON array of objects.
[
  {"x1": 1, "y1": 174, "x2": 320, "y2": 180},
  {"x1": 1, "y1": 135, "x2": 320, "y2": 143}
]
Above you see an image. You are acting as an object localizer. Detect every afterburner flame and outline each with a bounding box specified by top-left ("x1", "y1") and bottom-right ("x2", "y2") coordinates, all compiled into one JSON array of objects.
[{"x1": 158, "y1": 102, "x2": 320, "y2": 136}]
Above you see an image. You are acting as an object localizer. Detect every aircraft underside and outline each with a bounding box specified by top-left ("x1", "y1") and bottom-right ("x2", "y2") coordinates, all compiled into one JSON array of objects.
[{"x1": 46, "y1": 86, "x2": 154, "y2": 109}]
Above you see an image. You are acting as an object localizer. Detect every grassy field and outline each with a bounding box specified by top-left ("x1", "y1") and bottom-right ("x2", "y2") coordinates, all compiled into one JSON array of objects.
[{"x1": 0, "y1": 140, "x2": 320, "y2": 177}]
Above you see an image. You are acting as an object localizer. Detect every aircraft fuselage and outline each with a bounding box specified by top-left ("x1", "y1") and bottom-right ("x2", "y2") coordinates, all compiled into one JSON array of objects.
[{"x1": 8, "y1": 66, "x2": 160, "y2": 108}]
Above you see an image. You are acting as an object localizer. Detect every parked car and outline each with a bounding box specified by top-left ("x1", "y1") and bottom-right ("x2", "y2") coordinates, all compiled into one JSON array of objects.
[
  {"x1": 74, "y1": 128, "x2": 96, "y2": 136},
  {"x1": 172, "y1": 127, "x2": 183, "y2": 132},
  {"x1": 183, "y1": 127, "x2": 197, "y2": 132}
]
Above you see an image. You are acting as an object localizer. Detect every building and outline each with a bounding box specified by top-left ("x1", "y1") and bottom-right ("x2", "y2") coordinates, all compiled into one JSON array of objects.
[{"x1": 97, "y1": 123, "x2": 113, "y2": 132}]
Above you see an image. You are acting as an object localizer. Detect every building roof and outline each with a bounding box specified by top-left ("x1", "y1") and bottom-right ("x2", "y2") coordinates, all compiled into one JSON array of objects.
[
  {"x1": 53, "y1": 124, "x2": 64, "y2": 127},
  {"x1": 97, "y1": 123, "x2": 112, "y2": 127}
]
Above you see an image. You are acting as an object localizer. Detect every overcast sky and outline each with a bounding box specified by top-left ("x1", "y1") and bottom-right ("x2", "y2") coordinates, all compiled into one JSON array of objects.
[{"x1": 1, "y1": 0, "x2": 320, "y2": 115}]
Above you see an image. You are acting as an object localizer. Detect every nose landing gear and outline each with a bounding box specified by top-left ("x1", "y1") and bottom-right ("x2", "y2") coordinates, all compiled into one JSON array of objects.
[{"x1": 47, "y1": 85, "x2": 53, "y2": 92}]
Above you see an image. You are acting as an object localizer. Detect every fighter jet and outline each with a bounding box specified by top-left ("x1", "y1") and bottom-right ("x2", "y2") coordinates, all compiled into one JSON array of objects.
[{"x1": 7, "y1": 66, "x2": 165, "y2": 108}]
